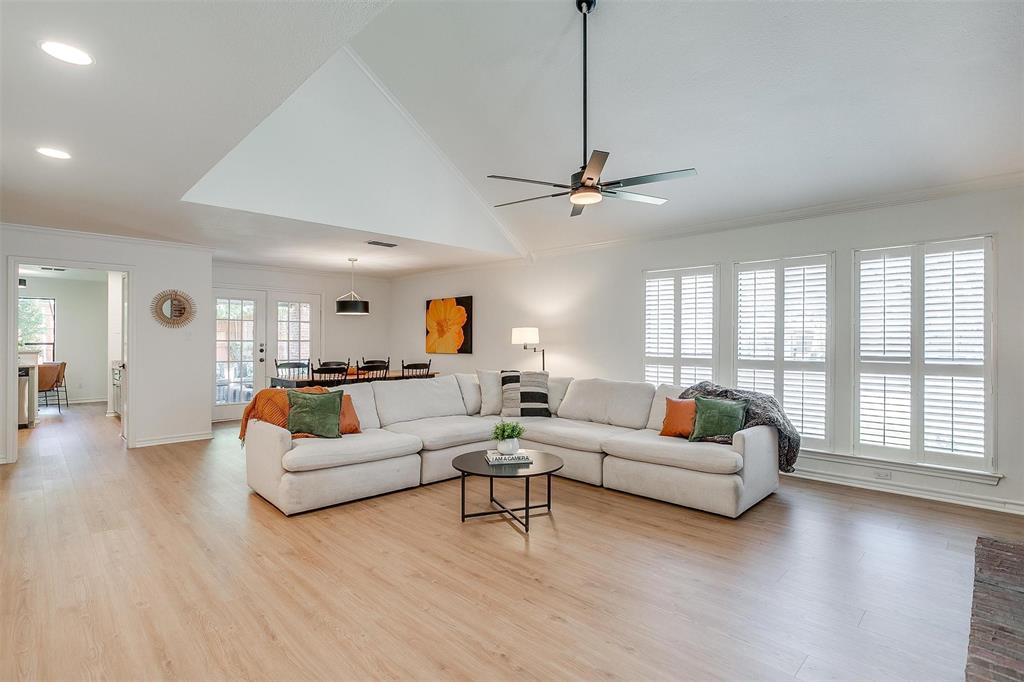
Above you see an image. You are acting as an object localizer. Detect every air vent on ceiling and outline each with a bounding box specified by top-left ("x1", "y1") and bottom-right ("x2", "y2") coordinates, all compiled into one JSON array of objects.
[
  {"x1": 366, "y1": 240, "x2": 398, "y2": 248},
  {"x1": 40, "y1": 266, "x2": 66, "y2": 271}
]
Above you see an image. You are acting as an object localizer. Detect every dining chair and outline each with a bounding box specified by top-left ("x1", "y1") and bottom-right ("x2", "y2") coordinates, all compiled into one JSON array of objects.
[
  {"x1": 37, "y1": 362, "x2": 63, "y2": 412},
  {"x1": 361, "y1": 356, "x2": 390, "y2": 369},
  {"x1": 312, "y1": 361, "x2": 350, "y2": 383},
  {"x1": 357, "y1": 363, "x2": 389, "y2": 380},
  {"x1": 275, "y1": 360, "x2": 310, "y2": 380},
  {"x1": 401, "y1": 360, "x2": 432, "y2": 378},
  {"x1": 317, "y1": 358, "x2": 349, "y2": 368}
]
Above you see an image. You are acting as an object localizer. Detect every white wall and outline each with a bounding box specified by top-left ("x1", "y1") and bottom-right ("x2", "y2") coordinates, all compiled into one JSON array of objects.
[
  {"x1": 212, "y1": 263, "x2": 393, "y2": 367},
  {"x1": 389, "y1": 186, "x2": 1024, "y2": 512},
  {"x1": 2, "y1": 225, "x2": 214, "y2": 456},
  {"x1": 19, "y1": 275, "x2": 108, "y2": 403},
  {"x1": 107, "y1": 271, "x2": 123, "y2": 414}
]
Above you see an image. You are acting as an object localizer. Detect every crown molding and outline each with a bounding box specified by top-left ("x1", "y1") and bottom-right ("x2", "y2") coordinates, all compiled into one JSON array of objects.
[
  {"x1": 531, "y1": 171, "x2": 1024, "y2": 260},
  {"x1": 0, "y1": 222, "x2": 215, "y2": 253},
  {"x1": 343, "y1": 46, "x2": 528, "y2": 259}
]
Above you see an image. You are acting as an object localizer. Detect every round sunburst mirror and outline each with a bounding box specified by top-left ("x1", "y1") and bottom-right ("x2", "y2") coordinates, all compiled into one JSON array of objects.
[{"x1": 151, "y1": 289, "x2": 197, "y2": 328}]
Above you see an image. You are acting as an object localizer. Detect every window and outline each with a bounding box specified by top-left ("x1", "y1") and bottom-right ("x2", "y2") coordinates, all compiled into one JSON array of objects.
[
  {"x1": 277, "y1": 301, "x2": 311, "y2": 361},
  {"x1": 735, "y1": 255, "x2": 831, "y2": 446},
  {"x1": 854, "y1": 237, "x2": 992, "y2": 468},
  {"x1": 18, "y1": 297, "x2": 56, "y2": 362},
  {"x1": 643, "y1": 266, "x2": 716, "y2": 386}
]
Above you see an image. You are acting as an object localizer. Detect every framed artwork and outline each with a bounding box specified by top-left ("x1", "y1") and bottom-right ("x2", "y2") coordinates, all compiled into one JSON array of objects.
[{"x1": 425, "y1": 296, "x2": 473, "y2": 354}]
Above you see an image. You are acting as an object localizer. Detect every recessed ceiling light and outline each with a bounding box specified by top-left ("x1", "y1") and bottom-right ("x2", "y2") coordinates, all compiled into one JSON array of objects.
[
  {"x1": 39, "y1": 41, "x2": 93, "y2": 66},
  {"x1": 36, "y1": 147, "x2": 71, "y2": 160}
]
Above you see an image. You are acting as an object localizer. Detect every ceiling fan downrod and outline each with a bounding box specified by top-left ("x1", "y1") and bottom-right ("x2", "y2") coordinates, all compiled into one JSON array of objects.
[{"x1": 578, "y1": 0, "x2": 596, "y2": 168}]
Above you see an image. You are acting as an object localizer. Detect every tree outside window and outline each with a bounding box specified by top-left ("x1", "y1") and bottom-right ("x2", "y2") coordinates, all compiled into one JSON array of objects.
[{"x1": 18, "y1": 297, "x2": 56, "y2": 362}]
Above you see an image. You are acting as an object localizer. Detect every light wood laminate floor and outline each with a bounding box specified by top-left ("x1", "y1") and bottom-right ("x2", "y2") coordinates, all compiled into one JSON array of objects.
[{"x1": 3, "y1": 404, "x2": 1022, "y2": 680}]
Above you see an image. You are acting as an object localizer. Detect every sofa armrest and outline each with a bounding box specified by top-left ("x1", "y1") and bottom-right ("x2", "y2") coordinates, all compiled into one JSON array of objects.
[
  {"x1": 244, "y1": 420, "x2": 292, "y2": 503},
  {"x1": 731, "y1": 425, "x2": 780, "y2": 513}
]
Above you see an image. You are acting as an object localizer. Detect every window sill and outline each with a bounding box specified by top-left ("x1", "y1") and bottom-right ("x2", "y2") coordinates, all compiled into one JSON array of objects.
[{"x1": 794, "y1": 449, "x2": 1004, "y2": 486}]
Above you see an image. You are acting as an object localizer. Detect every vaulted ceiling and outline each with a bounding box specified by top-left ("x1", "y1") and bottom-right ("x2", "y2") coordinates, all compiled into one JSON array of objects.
[{"x1": 3, "y1": 1, "x2": 1022, "y2": 274}]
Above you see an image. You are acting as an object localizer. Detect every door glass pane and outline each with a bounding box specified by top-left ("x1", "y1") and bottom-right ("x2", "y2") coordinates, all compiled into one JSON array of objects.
[
  {"x1": 276, "y1": 301, "x2": 313, "y2": 362},
  {"x1": 215, "y1": 297, "x2": 258, "y2": 406}
]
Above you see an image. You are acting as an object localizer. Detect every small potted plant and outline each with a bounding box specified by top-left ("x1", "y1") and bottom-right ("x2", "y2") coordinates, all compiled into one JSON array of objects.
[{"x1": 492, "y1": 420, "x2": 526, "y2": 455}]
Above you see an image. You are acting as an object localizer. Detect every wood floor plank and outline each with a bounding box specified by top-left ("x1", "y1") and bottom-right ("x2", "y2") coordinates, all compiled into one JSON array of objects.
[{"x1": 3, "y1": 404, "x2": 1023, "y2": 680}]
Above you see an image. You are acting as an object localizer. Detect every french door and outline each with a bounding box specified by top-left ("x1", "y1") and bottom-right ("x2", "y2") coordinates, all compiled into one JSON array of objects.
[
  {"x1": 212, "y1": 289, "x2": 321, "y2": 421},
  {"x1": 267, "y1": 292, "x2": 321, "y2": 372},
  {"x1": 213, "y1": 289, "x2": 267, "y2": 421}
]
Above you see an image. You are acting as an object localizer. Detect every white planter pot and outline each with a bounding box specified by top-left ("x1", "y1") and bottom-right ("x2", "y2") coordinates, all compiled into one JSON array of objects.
[{"x1": 497, "y1": 438, "x2": 520, "y2": 455}]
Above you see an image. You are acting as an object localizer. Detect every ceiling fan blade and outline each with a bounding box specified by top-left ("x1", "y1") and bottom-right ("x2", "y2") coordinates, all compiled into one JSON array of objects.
[
  {"x1": 580, "y1": 150, "x2": 609, "y2": 186},
  {"x1": 487, "y1": 175, "x2": 571, "y2": 189},
  {"x1": 494, "y1": 191, "x2": 569, "y2": 208},
  {"x1": 600, "y1": 168, "x2": 697, "y2": 190},
  {"x1": 570, "y1": 203, "x2": 585, "y2": 217},
  {"x1": 601, "y1": 189, "x2": 668, "y2": 205}
]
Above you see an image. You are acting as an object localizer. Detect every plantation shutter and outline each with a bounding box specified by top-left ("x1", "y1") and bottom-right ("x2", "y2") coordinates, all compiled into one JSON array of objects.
[
  {"x1": 644, "y1": 266, "x2": 716, "y2": 386},
  {"x1": 854, "y1": 238, "x2": 991, "y2": 468},
  {"x1": 735, "y1": 254, "x2": 831, "y2": 447}
]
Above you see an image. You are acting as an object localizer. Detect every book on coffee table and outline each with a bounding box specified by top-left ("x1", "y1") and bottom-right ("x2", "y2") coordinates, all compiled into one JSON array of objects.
[{"x1": 485, "y1": 450, "x2": 533, "y2": 465}]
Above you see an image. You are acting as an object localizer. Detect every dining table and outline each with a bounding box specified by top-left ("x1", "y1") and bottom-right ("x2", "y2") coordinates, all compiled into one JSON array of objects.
[{"x1": 269, "y1": 370, "x2": 438, "y2": 389}]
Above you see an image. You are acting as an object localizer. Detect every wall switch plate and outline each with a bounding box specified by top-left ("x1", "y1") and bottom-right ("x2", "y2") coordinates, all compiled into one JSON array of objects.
[{"x1": 873, "y1": 470, "x2": 893, "y2": 480}]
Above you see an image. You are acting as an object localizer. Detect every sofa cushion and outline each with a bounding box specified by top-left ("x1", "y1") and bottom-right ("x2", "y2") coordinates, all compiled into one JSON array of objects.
[
  {"x1": 548, "y1": 376, "x2": 573, "y2": 413},
  {"x1": 371, "y1": 375, "x2": 467, "y2": 427},
  {"x1": 518, "y1": 416, "x2": 633, "y2": 453},
  {"x1": 556, "y1": 378, "x2": 656, "y2": 429},
  {"x1": 329, "y1": 382, "x2": 379, "y2": 430},
  {"x1": 282, "y1": 429, "x2": 423, "y2": 473},
  {"x1": 501, "y1": 370, "x2": 551, "y2": 417},
  {"x1": 601, "y1": 429, "x2": 742, "y2": 474},
  {"x1": 646, "y1": 383, "x2": 686, "y2": 430},
  {"x1": 477, "y1": 370, "x2": 502, "y2": 415},
  {"x1": 386, "y1": 415, "x2": 501, "y2": 450},
  {"x1": 455, "y1": 373, "x2": 481, "y2": 415}
]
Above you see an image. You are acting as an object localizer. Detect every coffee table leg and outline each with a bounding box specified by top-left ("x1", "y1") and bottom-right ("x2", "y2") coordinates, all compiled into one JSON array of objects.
[
  {"x1": 524, "y1": 476, "x2": 530, "y2": 532},
  {"x1": 460, "y1": 473, "x2": 466, "y2": 522},
  {"x1": 547, "y1": 473, "x2": 552, "y2": 511},
  {"x1": 489, "y1": 476, "x2": 494, "y2": 505}
]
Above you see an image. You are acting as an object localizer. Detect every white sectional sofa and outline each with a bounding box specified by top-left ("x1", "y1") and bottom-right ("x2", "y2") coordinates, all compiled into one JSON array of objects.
[{"x1": 244, "y1": 374, "x2": 780, "y2": 518}]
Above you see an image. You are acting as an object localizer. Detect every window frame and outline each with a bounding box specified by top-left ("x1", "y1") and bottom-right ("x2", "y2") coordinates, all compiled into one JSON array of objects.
[
  {"x1": 642, "y1": 264, "x2": 719, "y2": 387},
  {"x1": 853, "y1": 236, "x2": 995, "y2": 471},
  {"x1": 18, "y1": 296, "x2": 57, "y2": 363},
  {"x1": 733, "y1": 253, "x2": 834, "y2": 450}
]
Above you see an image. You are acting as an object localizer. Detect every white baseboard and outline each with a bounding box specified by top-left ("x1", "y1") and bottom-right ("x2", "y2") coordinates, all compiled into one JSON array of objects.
[
  {"x1": 69, "y1": 398, "x2": 106, "y2": 405},
  {"x1": 786, "y1": 468, "x2": 1024, "y2": 516},
  {"x1": 132, "y1": 431, "x2": 213, "y2": 448}
]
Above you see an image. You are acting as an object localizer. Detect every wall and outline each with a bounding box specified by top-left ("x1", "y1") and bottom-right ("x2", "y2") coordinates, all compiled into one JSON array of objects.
[
  {"x1": 389, "y1": 186, "x2": 1024, "y2": 513},
  {"x1": 107, "y1": 272, "x2": 123, "y2": 415},
  {"x1": 2, "y1": 224, "x2": 214, "y2": 457},
  {"x1": 212, "y1": 262, "x2": 392, "y2": 367},
  {"x1": 19, "y1": 275, "x2": 108, "y2": 403}
]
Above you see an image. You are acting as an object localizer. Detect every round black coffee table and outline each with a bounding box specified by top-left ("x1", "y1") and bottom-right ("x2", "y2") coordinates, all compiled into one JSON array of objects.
[{"x1": 452, "y1": 450, "x2": 563, "y2": 533}]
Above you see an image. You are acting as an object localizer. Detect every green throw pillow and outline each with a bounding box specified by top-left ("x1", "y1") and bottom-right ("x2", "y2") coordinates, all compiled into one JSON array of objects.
[
  {"x1": 287, "y1": 391, "x2": 341, "y2": 438},
  {"x1": 689, "y1": 397, "x2": 748, "y2": 441}
]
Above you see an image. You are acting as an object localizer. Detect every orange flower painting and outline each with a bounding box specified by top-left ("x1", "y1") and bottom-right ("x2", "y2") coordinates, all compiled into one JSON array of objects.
[{"x1": 425, "y1": 296, "x2": 473, "y2": 354}]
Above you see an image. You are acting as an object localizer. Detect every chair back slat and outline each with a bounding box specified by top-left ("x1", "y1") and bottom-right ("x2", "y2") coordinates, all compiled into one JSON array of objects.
[{"x1": 275, "y1": 360, "x2": 310, "y2": 379}]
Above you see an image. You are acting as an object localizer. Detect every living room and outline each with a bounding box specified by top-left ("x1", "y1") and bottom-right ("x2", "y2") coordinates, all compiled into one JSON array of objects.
[{"x1": 2, "y1": 1, "x2": 1022, "y2": 680}]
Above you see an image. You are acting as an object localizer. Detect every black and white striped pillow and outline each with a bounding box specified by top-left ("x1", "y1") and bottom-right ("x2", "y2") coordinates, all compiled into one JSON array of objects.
[{"x1": 500, "y1": 370, "x2": 551, "y2": 418}]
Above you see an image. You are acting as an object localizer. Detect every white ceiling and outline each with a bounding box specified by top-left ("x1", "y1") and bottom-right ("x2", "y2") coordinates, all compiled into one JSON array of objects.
[
  {"x1": 2, "y1": 1, "x2": 1022, "y2": 273},
  {"x1": 19, "y1": 265, "x2": 108, "y2": 282}
]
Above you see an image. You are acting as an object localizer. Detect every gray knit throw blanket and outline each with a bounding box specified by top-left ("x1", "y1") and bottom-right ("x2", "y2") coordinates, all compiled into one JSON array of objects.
[{"x1": 680, "y1": 381, "x2": 801, "y2": 473}]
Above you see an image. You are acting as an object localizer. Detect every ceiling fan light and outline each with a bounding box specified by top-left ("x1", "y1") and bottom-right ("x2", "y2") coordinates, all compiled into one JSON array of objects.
[{"x1": 569, "y1": 186, "x2": 603, "y2": 205}]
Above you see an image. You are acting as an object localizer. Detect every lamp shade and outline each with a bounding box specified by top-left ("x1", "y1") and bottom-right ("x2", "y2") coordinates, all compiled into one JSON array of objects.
[
  {"x1": 511, "y1": 327, "x2": 539, "y2": 345},
  {"x1": 336, "y1": 298, "x2": 369, "y2": 315}
]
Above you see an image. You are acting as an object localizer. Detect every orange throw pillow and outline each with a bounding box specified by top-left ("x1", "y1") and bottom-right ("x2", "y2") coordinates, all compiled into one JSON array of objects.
[
  {"x1": 340, "y1": 394, "x2": 361, "y2": 434},
  {"x1": 660, "y1": 397, "x2": 697, "y2": 438}
]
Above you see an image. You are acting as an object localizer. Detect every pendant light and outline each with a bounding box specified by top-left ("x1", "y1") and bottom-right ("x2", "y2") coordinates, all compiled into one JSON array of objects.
[{"x1": 336, "y1": 257, "x2": 370, "y2": 315}]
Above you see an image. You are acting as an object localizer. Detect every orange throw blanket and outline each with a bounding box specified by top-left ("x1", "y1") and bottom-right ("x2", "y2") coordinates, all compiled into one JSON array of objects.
[{"x1": 239, "y1": 387, "x2": 328, "y2": 441}]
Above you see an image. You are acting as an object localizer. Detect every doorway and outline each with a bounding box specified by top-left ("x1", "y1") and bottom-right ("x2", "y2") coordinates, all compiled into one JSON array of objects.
[
  {"x1": 212, "y1": 288, "x2": 321, "y2": 421},
  {"x1": 7, "y1": 259, "x2": 132, "y2": 461}
]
